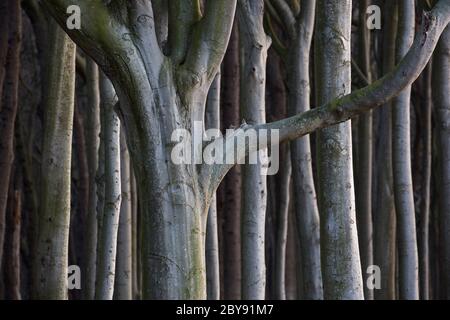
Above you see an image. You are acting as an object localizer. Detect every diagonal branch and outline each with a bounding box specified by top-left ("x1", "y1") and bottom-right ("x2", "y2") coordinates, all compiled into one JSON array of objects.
[{"x1": 200, "y1": 0, "x2": 450, "y2": 197}]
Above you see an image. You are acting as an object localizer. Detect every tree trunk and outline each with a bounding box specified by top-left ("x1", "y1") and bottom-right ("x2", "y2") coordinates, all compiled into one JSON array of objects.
[
  {"x1": 114, "y1": 132, "x2": 132, "y2": 300},
  {"x1": 315, "y1": 0, "x2": 364, "y2": 300},
  {"x1": 0, "y1": 0, "x2": 21, "y2": 274},
  {"x1": 82, "y1": 59, "x2": 101, "y2": 300},
  {"x1": 33, "y1": 21, "x2": 75, "y2": 300},
  {"x1": 355, "y1": 0, "x2": 374, "y2": 300},
  {"x1": 286, "y1": 0, "x2": 323, "y2": 300},
  {"x1": 373, "y1": 0, "x2": 398, "y2": 300},
  {"x1": 205, "y1": 74, "x2": 221, "y2": 300},
  {"x1": 239, "y1": 0, "x2": 270, "y2": 300},
  {"x1": 95, "y1": 74, "x2": 121, "y2": 300},
  {"x1": 392, "y1": 0, "x2": 419, "y2": 300},
  {"x1": 433, "y1": 25, "x2": 450, "y2": 299}
]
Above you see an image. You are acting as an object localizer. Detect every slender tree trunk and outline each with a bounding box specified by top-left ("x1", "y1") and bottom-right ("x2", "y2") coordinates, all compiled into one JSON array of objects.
[
  {"x1": 433, "y1": 25, "x2": 450, "y2": 299},
  {"x1": 33, "y1": 21, "x2": 75, "y2": 299},
  {"x1": 286, "y1": 0, "x2": 323, "y2": 300},
  {"x1": 82, "y1": 59, "x2": 101, "y2": 300},
  {"x1": 373, "y1": 0, "x2": 398, "y2": 300},
  {"x1": 392, "y1": 0, "x2": 419, "y2": 300},
  {"x1": 114, "y1": 132, "x2": 132, "y2": 300},
  {"x1": 285, "y1": 208, "x2": 298, "y2": 300},
  {"x1": 130, "y1": 168, "x2": 139, "y2": 299},
  {"x1": 205, "y1": 74, "x2": 221, "y2": 300},
  {"x1": 0, "y1": 0, "x2": 21, "y2": 273},
  {"x1": 315, "y1": 0, "x2": 364, "y2": 300},
  {"x1": 95, "y1": 74, "x2": 121, "y2": 300},
  {"x1": 355, "y1": 0, "x2": 373, "y2": 300},
  {"x1": 418, "y1": 63, "x2": 432, "y2": 300},
  {"x1": 239, "y1": 0, "x2": 270, "y2": 300},
  {"x1": 221, "y1": 23, "x2": 242, "y2": 300}
]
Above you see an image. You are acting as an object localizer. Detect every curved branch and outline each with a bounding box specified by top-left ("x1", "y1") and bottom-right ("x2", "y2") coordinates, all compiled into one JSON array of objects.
[{"x1": 201, "y1": 1, "x2": 450, "y2": 196}]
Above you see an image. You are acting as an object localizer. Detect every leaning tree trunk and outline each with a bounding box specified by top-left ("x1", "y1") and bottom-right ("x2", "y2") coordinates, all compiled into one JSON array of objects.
[
  {"x1": 392, "y1": 0, "x2": 419, "y2": 300},
  {"x1": 433, "y1": 25, "x2": 450, "y2": 299},
  {"x1": 355, "y1": 0, "x2": 374, "y2": 300},
  {"x1": 33, "y1": 21, "x2": 75, "y2": 300},
  {"x1": 286, "y1": 0, "x2": 323, "y2": 300},
  {"x1": 0, "y1": 0, "x2": 21, "y2": 274},
  {"x1": 315, "y1": 0, "x2": 364, "y2": 300},
  {"x1": 238, "y1": 0, "x2": 270, "y2": 300},
  {"x1": 373, "y1": 0, "x2": 398, "y2": 300},
  {"x1": 95, "y1": 74, "x2": 121, "y2": 300}
]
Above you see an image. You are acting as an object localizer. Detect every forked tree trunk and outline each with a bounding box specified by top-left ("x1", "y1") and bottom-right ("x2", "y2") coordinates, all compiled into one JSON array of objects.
[
  {"x1": 392, "y1": 0, "x2": 419, "y2": 300},
  {"x1": 238, "y1": 0, "x2": 270, "y2": 300},
  {"x1": 315, "y1": 0, "x2": 364, "y2": 300},
  {"x1": 33, "y1": 21, "x2": 75, "y2": 300}
]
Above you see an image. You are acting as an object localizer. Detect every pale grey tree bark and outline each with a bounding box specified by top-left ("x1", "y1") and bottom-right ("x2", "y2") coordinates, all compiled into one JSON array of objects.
[
  {"x1": 373, "y1": 0, "x2": 398, "y2": 299},
  {"x1": 82, "y1": 59, "x2": 101, "y2": 300},
  {"x1": 392, "y1": 0, "x2": 419, "y2": 300},
  {"x1": 315, "y1": 0, "x2": 364, "y2": 300},
  {"x1": 238, "y1": 0, "x2": 270, "y2": 300},
  {"x1": 433, "y1": 25, "x2": 450, "y2": 299},
  {"x1": 205, "y1": 73, "x2": 221, "y2": 300},
  {"x1": 95, "y1": 74, "x2": 121, "y2": 300},
  {"x1": 355, "y1": 0, "x2": 374, "y2": 300},
  {"x1": 285, "y1": 0, "x2": 323, "y2": 300},
  {"x1": 33, "y1": 21, "x2": 75, "y2": 300},
  {"x1": 114, "y1": 132, "x2": 132, "y2": 300}
]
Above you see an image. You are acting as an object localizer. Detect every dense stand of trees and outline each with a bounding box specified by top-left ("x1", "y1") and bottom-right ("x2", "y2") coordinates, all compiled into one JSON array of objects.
[{"x1": 0, "y1": 0, "x2": 450, "y2": 300}]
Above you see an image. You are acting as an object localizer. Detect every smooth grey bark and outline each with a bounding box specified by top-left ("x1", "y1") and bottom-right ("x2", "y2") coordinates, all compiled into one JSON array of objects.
[
  {"x1": 285, "y1": 0, "x2": 323, "y2": 300},
  {"x1": 274, "y1": 148, "x2": 291, "y2": 300},
  {"x1": 355, "y1": 0, "x2": 374, "y2": 300},
  {"x1": 238, "y1": 0, "x2": 270, "y2": 300},
  {"x1": 315, "y1": 0, "x2": 364, "y2": 300},
  {"x1": 433, "y1": 25, "x2": 450, "y2": 299},
  {"x1": 82, "y1": 59, "x2": 101, "y2": 300},
  {"x1": 392, "y1": 0, "x2": 419, "y2": 300},
  {"x1": 33, "y1": 21, "x2": 75, "y2": 299},
  {"x1": 114, "y1": 132, "x2": 132, "y2": 300},
  {"x1": 373, "y1": 1, "x2": 398, "y2": 299},
  {"x1": 205, "y1": 73, "x2": 221, "y2": 300},
  {"x1": 95, "y1": 74, "x2": 121, "y2": 300}
]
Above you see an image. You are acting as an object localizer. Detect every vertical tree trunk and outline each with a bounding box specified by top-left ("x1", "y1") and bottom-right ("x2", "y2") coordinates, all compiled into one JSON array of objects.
[
  {"x1": 355, "y1": 0, "x2": 373, "y2": 300},
  {"x1": 221, "y1": 23, "x2": 242, "y2": 300},
  {"x1": 0, "y1": 0, "x2": 21, "y2": 273},
  {"x1": 315, "y1": 0, "x2": 364, "y2": 300},
  {"x1": 286, "y1": 0, "x2": 323, "y2": 300},
  {"x1": 114, "y1": 132, "x2": 132, "y2": 300},
  {"x1": 82, "y1": 59, "x2": 101, "y2": 300},
  {"x1": 95, "y1": 74, "x2": 121, "y2": 300},
  {"x1": 373, "y1": 0, "x2": 398, "y2": 300},
  {"x1": 239, "y1": 0, "x2": 270, "y2": 300},
  {"x1": 33, "y1": 21, "x2": 75, "y2": 300},
  {"x1": 392, "y1": 0, "x2": 419, "y2": 300},
  {"x1": 433, "y1": 25, "x2": 450, "y2": 299},
  {"x1": 205, "y1": 74, "x2": 221, "y2": 300}
]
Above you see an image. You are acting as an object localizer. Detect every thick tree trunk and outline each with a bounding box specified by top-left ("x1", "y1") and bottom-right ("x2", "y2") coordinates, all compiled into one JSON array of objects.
[
  {"x1": 82, "y1": 59, "x2": 101, "y2": 300},
  {"x1": 205, "y1": 74, "x2": 221, "y2": 300},
  {"x1": 33, "y1": 21, "x2": 75, "y2": 299},
  {"x1": 95, "y1": 75, "x2": 121, "y2": 300},
  {"x1": 373, "y1": 1, "x2": 398, "y2": 300},
  {"x1": 433, "y1": 25, "x2": 450, "y2": 299},
  {"x1": 0, "y1": 0, "x2": 21, "y2": 274},
  {"x1": 286, "y1": 0, "x2": 323, "y2": 300},
  {"x1": 355, "y1": 0, "x2": 373, "y2": 300},
  {"x1": 114, "y1": 133, "x2": 132, "y2": 300},
  {"x1": 392, "y1": 0, "x2": 419, "y2": 300},
  {"x1": 315, "y1": 0, "x2": 364, "y2": 300},
  {"x1": 239, "y1": 0, "x2": 270, "y2": 300}
]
